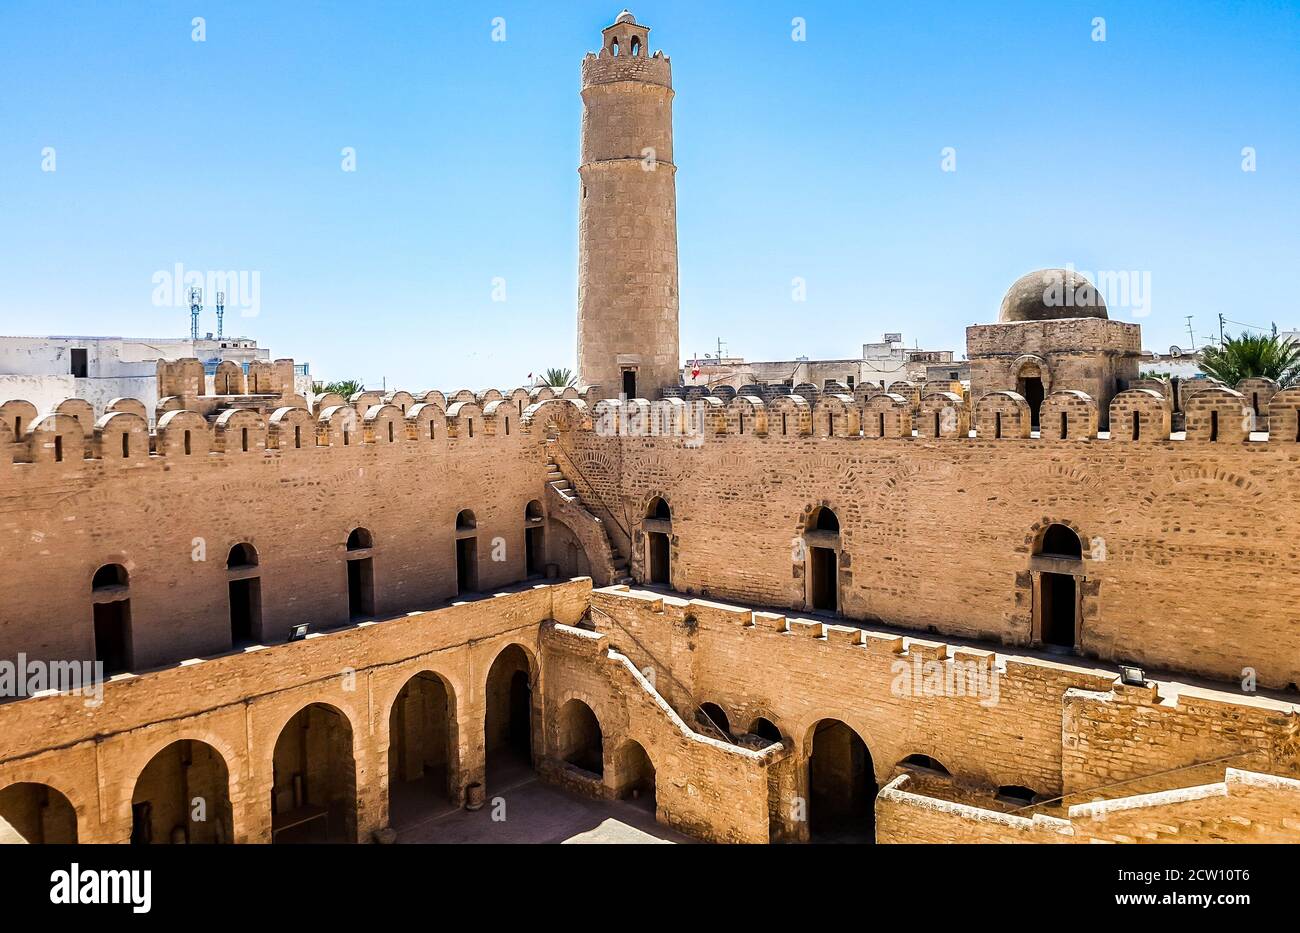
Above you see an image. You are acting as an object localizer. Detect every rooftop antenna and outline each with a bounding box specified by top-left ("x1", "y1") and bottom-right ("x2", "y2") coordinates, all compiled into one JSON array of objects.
[
  {"x1": 188, "y1": 287, "x2": 202, "y2": 341},
  {"x1": 216, "y1": 291, "x2": 225, "y2": 340},
  {"x1": 1185, "y1": 315, "x2": 1196, "y2": 351},
  {"x1": 716, "y1": 337, "x2": 727, "y2": 359}
]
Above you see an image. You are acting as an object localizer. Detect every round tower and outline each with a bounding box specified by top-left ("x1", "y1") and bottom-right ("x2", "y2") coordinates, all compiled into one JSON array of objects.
[{"x1": 577, "y1": 10, "x2": 680, "y2": 401}]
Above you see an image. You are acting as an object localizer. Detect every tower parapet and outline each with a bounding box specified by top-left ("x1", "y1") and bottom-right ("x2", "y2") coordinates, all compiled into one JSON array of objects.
[{"x1": 577, "y1": 11, "x2": 681, "y2": 401}]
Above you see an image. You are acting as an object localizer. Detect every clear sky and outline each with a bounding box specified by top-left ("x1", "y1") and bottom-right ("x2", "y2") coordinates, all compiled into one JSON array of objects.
[{"x1": 1, "y1": 1, "x2": 1296, "y2": 390}]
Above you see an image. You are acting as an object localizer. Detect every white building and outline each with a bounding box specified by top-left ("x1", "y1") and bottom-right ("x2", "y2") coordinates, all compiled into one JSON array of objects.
[
  {"x1": 1139, "y1": 346, "x2": 1204, "y2": 380},
  {"x1": 682, "y1": 334, "x2": 959, "y2": 392},
  {"x1": 0, "y1": 334, "x2": 311, "y2": 423}
]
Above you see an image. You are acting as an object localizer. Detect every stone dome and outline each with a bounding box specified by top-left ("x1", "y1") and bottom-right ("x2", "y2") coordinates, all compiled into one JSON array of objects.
[
  {"x1": 616, "y1": 10, "x2": 637, "y2": 24},
  {"x1": 998, "y1": 269, "x2": 1107, "y2": 323}
]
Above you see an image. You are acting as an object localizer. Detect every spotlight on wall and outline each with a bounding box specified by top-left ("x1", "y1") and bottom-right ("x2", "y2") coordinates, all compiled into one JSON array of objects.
[
  {"x1": 1119, "y1": 665, "x2": 1146, "y2": 687},
  {"x1": 288, "y1": 623, "x2": 310, "y2": 642}
]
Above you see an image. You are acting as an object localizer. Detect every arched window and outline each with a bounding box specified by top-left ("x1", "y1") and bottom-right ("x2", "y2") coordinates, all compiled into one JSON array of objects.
[
  {"x1": 630, "y1": 36, "x2": 641, "y2": 56},
  {"x1": 557, "y1": 699, "x2": 603, "y2": 775},
  {"x1": 456, "y1": 509, "x2": 476, "y2": 531},
  {"x1": 697, "y1": 702, "x2": 731, "y2": 740},
  {"x1": 899, "y1": 754, "x2": 950, "y2": 776},
  {"x1": 347, "y1": 527, "x2": 373, "y2": 551},
  {"x1": 809, "y1": 507, "x2": 840, "y2": 533},
  {"x1": 996, "y1": 785, "x2": 1038, "y2": 806},
  {"x1": 92, "y1": 563, "x2": 128, "y2": 589},
  {"x1": 646, "y1": 497, "x2": 671, "y2": 521},
  {"x1": 1038, "y1": 524, "x2": 1082, "y2": 560},
  {"x1": 226, "y1": 543, "x2": 258, "y2": 569}
]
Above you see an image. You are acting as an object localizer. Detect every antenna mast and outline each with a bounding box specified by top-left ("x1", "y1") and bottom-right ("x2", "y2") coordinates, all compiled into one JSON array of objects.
[
  {"x1": 188, "y1": 287, "x2": 202, "y2": 341},
  {"x1": 216, "y1": 291, "x2": 225, "y2": 340}
]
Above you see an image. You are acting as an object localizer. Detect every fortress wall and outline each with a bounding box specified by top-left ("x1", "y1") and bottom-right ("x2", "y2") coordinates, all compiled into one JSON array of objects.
[
  {"x1": 0, "y1": 402, "x2": 563, "y2": 670},
  {"x1": 591, "y1": 588, "x2": 1299, "y2": 836},
  {"x1": 1063, "y1": 683, "x2": 1300, "y2": 798},
  {"x1": 0, "y1": 579, "x2": 589, "y2": 843},
  {"x1": 590, "y1": 588, "x2": 1122, "y2": 799},
  {"x1": 877, "y1": 770, "x2": 1300, "y2": 844},
  {"x1": 568, "y1": 431, "x2": 1300, "y2": 688}
]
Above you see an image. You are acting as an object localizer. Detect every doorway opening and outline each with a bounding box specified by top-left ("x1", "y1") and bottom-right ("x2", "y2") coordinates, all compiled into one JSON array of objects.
[
  {"x1": 345, "y1": 528, "x2": 374, "y2": 621},
  {"x1": 227, "y1": 543, "x2": 261, "y2": 647},
  {"x1": 91, "y1": 563, "x2": 132, "y2": 675},
  {"x1": 1039, "y1": 572, "x2": 1077, "y2": 648},
  {"x1": 455, "y1": 510, "x2": 478, "y2": 594},
  {"x1": 525, "y1": 500, "x2": 545, "y2": 577},
  {"x1": 0, "y1": 783, "x2": 77, "y2": 843},
  {"x1": 131, "y1": 740, "x2": 232, "y2": 844},
  {"x1": 615, "y1": 740, "x2": 655, "y2": 810},
  {"x1": 388, "y1": 671, "x2": 458, "y2": 826},
  {"x1": 807, "y1": 719, "x2": 876, "y2": 843},
  {"x1": 557, "y1": 699, "x2": 604, "y2": 776},
  {"x1": 644, "y1": 497, "x2": 672, "y2": 586},
  {"x1": 271, "y1": 704, "x2": 357, "y2": 843},
  {"x1": 1017, "y1": 370, "x2": 1045, "y2": 429},
  {"x1": 485, "y1": 645, "x2": 534, "y2": 789},
  {"x1": 810, "y1": 547, "x2": 837, "y2": 612}
]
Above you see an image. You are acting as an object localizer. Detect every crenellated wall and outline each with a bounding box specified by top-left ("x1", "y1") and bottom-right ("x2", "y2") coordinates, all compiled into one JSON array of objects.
[
  {"x1": 566, "y1": 386, "x2": 1300, "y2": 689},
  {"x1": 0, "y1": 380, "x2": 602, "y2": 672}
]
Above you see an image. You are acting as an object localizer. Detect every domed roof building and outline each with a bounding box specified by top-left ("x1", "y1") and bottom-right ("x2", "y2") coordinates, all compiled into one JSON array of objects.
[
  {"x1": 966, "y1": 269, "x2": 1142, "y2": 431},
  {"x1": 998, "y1": 269, "x2": 1108, "y2": 323}
]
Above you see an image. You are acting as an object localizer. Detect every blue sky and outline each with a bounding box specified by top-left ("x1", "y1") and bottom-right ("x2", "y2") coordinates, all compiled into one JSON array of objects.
[{"x1": 0, "y1": 0, "x2": 1296, "y2": 390}]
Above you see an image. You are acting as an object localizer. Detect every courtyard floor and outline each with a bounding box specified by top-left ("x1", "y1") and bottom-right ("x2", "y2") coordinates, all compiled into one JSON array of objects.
[{"x1": 393, "y1": 763, "x2": 693, "y2": 844}]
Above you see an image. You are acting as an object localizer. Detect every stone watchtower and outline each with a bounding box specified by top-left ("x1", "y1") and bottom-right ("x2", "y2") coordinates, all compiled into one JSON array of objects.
[{"x1": 577, "y1": 10, "x2": 680, "y2": 401}]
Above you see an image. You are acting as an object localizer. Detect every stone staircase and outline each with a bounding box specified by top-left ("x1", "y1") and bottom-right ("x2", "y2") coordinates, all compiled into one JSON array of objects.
[
  {"x1": 540, "y1": 620, "x2": 781, "y2": 843},
  {"x1": 545, "y1": 440, "x2": 632, "y2": 585}
]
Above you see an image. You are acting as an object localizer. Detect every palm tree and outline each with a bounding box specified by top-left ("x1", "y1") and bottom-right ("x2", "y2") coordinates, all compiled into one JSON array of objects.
[
  {"x1": 312, "y1": 378, "x2": 366, "y2": 398},
  {"x1": 542, "y1": 367, "x2": 576, "y2": 388},
  {"x1": 1200, "y1": 332, "x2": 1300, "y2": 388}
]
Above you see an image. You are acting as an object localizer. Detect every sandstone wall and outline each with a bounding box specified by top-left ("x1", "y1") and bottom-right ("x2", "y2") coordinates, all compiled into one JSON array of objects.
[
  {"x1": 589, "y1": 587, "x2": 1299, "y2": 842},
  {"x1": 0, "y1": 579, "x2": 590, "y2": 843},
  {"x1": 0, "y1": 398, "x2": 594, "y2": 672},
  {"x1": 567, "y1": 431, "x2": 1300, "y2": 688},
  {"x1": 877, "y1": 769, "x2": 1300, "y2": 844}
]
